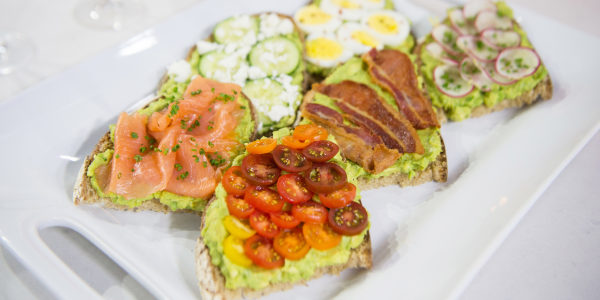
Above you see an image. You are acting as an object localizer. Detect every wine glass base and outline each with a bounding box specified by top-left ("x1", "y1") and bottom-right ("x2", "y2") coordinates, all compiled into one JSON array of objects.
[
  {"x1": 0, "y1": 32, "x2": 35, "y2": 75},
  {"x1": 74, "y1": 0, "x2": 145, "y2": 31}
]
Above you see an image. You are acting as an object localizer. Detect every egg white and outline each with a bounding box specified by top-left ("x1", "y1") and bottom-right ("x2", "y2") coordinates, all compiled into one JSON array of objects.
[
  {"x1": 361, "y1": 10, "x2": 410, "y2": 46},
  {"x1": 336, "y1": 22, "x2": 382, "y2": 54},
  {"x1": 304, "y1": 33, "x2": 353, "y2": 68},
  {"x1": 358, "y1": 0, "x2": 386, "y2": 10},
  {"x1": 294, "y1": 5, "x2": 341, "y2": 35},
  {"x1": 320, "y1": 0, "x2": 367, "y2": 21}
]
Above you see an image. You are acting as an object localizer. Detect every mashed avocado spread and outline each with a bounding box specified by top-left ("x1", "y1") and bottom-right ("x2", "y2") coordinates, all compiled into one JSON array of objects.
[
  {"x1": 309, "y1": 56, "x2": 443, "y2": 180},
  {"x1": 201, "y1": 128, "x2": 368, "y2": 290},
  {"x1": 420, "y1": 2, "x2": 549, "y2": 121},
  {"x1": 87, "y1": 90, "x2": 255, "y2": 211}
]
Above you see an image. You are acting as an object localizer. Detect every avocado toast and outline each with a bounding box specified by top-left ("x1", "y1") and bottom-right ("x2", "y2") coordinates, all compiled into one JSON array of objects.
[
  {"x1": 195, "y1": 126, "x2": 371, "y2": 299},
  {"x1": 73, "y1": 76, "x2": 257, "y2": 213},
  {"x1": 159, "y1": 13, "x2": 307, "y2": 135},
  {"x1": 301, "y1": 48, "x2": 447, "y2": 189},
  {"x1": 416, "y1": 0, "x2": 553, "y2": 121}
]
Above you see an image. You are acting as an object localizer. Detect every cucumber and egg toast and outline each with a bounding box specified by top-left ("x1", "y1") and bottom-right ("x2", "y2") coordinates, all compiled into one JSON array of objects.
[{"x1": 161, "y1": 13, "x2": 306, "y2": 135}]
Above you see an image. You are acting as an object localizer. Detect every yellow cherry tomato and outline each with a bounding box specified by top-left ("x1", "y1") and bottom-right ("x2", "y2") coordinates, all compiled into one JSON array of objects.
[
  {"x1": 223, "y1": 235, "x2": 253, "y2": 267},
  {"x1": 223, "y1": 215, "x2": 256, "y2": 239}
]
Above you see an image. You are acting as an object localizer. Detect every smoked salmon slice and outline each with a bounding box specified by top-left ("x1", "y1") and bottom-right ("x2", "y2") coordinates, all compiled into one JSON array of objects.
[{"x1": 100, "y1": 76, "x2": 246, "y2": 200}]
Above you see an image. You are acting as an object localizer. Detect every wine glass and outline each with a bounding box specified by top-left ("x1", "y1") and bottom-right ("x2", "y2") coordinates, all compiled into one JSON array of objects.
[
  {"x1": 74, "y1": 0, "x2": 146, "y2": 31},
  {"x1": 0, "y1": 31, "x2": 35, "y2": 75}
]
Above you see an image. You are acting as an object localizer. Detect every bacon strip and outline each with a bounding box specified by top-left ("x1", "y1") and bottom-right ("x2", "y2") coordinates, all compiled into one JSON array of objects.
[
  {"x1": 363, "y1": 49, "x2": 440, "y2": 129},
  {"x1": 316, "y1": 81, "x2": 423, "y2": 154}
]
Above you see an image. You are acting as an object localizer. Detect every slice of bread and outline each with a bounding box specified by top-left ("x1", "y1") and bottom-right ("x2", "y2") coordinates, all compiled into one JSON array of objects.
[{"x1": 194, "y1": 198, "x2": 372, "y2": 300}]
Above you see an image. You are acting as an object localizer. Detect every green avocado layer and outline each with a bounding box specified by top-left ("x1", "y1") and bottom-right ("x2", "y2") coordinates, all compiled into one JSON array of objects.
[
  {"x1": 87, "y1": 92, "x2": 254, "y2": 211},
  {"x1": 420, "y1": 1, "x2": 549, "y2": 121},
  {"x1": 201, "y1": 128, "x2": 368, "y2": 290},
  {"x1": 309, "y1": 57, "x2": 443, "y2": 179}
]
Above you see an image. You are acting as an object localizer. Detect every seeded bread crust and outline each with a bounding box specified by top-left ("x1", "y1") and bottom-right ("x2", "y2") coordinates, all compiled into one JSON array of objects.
[{"x1": 194, "y1": 197, "x2": 372, "y2": 300}]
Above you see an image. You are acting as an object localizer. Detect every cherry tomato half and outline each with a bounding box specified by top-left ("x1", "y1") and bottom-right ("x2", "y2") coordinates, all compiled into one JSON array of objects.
[
  {"x1": 244, "y1": 235, "x2": 284, "y2": 269},
  {"x1": 281, "y1": 135, "x2": 311, "y2": 149},
  {"x1": 302, "y1": 140, "x2": 339, "y2": 163},
  {"x1": 241, "y1": 154, "x2": 281, "y2": 186},
  {"x1": 319, "y1": 182, "x2": 356, "y2": 209},
  {"x1": 328, "y1": 201, "x2": 368, "y2": 236},
  {"x1": 270, "y1": 210, "x2": 301, "y2": 229},
  {"x1": 292, "y1": 201, "x2": 328, "y2": 224},
  {"x1": 293, "y1": 124, "x2": 328, "y2": 142},
  {"x1": 276, "y1": 174, "x2": 313, "y2": 204},
  {"x1": 246, "y1": 138, "x2": 277, "y2": 154},
  {"x1": 222, "y1": 166, "x2": 249, "y2": 197},
  {"x1": 273, "y1": 228, "x2": 311, "y2": 260},
  {"x1": 302, "y1": 223, "x2": 341, "y2": 251},
  {"x1": 249, "y1": 211, "x2": 280, "y2": 238},
  {"x1": 245, "y1": 185, "x2": 285, "y2": 213},
  {"x1": 271, "y1": 145, "x2": 312, "y2": 173},
  {"x1": 226, "y1": 194, "x2": 255, "y2": 219},
  {"x1": 303, "y1": 162, "x2": 347, "y2": 194}
]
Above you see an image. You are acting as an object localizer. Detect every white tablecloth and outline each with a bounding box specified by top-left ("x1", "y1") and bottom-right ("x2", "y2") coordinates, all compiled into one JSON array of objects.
[{"x1": 1, "y1": 0, "x2": 598, "y2": 299}]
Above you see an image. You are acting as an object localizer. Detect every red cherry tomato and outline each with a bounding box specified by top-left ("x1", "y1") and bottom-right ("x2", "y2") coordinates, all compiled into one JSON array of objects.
[
  {"x1": 291, "y1": 201, "x2": 328, "y2": 224},
  {"x1": 328, "y1": 201, "x2": 368, "y2": 236},
  {"x1": 244, "y1": 185, "x2": 285, "y2": 213},
  {"x1": 319, "y1": 182, "x2": 356, "y2": 209},
  {"x1": 225, "y1": 194, "x2": 255, "y2": 219},
  {"x1": 271, "y1": 145, "x2": 312, "y2": 173},
  {"x1": 302, "y1": 140, "x2": 339, "y2": 163},
  {"x1": 240, "y1": 154, "x2": 281, "y2": 186},
  {"x1": 276, "y1": 174, "x2": 313, "y2": 205},
  {"x1": 270, "y1": 210, "x2": 301, "y2": 229},
  {"x1": 222, "y1": 166, "x2": 249, "y2": 197},
  {"x1": 273, "y1": 228, "x2": 311, "y2": 260},
  {"x1": 303, "y1": 162, "x2": 347, "y2": 194},
  {"x1": 244, "y1": 235, "x2": 284, "y2": 269},
  {"x1": 249, "y1": 211, "x2": 280, "y2": 238}
]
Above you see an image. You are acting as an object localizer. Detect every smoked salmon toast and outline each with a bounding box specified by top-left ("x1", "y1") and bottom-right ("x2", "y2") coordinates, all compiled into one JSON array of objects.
[{"x1": 73, "y1": 76, "x2": 257, "y2": 213}]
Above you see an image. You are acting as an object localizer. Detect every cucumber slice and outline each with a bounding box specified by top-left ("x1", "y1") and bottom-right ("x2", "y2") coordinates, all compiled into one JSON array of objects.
[
  {"x1": 213, "y1": 15, "x2": 259, "y2": 45},
  {"x1": 199, "y1": 50, "x2": 248, "y2": 84},
  {"x1": 249, "y1": 37, "x2": 301, "y2": 76},
  {"x1": 242, "y1": 78, "x2": 292, "y2": 124}
]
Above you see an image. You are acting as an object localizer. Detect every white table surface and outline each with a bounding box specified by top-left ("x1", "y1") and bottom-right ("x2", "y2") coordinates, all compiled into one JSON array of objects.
[{"x1": 1, "y1": 0, "x2": 598, "y2": 299}]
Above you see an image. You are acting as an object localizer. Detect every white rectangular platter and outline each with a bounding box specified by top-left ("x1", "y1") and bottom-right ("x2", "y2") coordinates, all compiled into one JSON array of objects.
[{"x1": 0, "y1": 0, "x2": 599, "y2": 299}]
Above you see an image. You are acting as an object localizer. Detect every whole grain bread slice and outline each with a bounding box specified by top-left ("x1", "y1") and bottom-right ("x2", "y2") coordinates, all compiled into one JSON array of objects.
[{"x1": 194, "y1": 198, "x2": 372, "y2": 300}]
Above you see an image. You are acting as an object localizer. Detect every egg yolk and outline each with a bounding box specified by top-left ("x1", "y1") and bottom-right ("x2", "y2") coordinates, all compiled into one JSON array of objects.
[
  {"x1": 306, "y1": 38, "x2": 343, "y2": 59},
  {"x1": 297, "y1": 5, "x2": 332, "y2": 25},
  {"x1": 368, "y1": 15, "x2": 399, "y2": 34},
  {"x1": 332, "y1": 0, "x2": 361, "y2": 9},
  {"x1": 351, "y1": 30, "x2": 379, "y2": 47}
]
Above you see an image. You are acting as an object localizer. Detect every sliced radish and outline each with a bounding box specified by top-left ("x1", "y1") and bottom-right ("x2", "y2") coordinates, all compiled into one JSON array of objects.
[
  {"x1": 481, "y1": 29, "x2": 521, "y2": 48},
  {"x1": 495, "y1": 47, "x2": 541, "y2": 79},
  {"x1": 448, "y1": 8, "x2": 478, "y2": 35},
  {"x1": 456, "y1": 35, "x2": 499, "y2": 62},
  {"x1": 424, "y1": 42, "x2": 460, "y2": 66},
  {"x1": 459, "y1": 57, "x2": 493, "y2": 92},
  {"x1": 475, "y1": 10, "x2": 513, "y2": 32},
  {"x1": 433, "y1": 64, "x2": 474, "y2": 98},
  {"x1": 480, "y1": 61, "x2": 517, "y2": 85},
  {"x1": 463, "y1": 0, "x2": 496, "y2": 19},
  {"x1": 431, "y1": 24, "x2": 463, "y2": 56}
]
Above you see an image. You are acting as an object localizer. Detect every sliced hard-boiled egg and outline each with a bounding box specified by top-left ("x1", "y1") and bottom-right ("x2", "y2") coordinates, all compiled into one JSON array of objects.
[
  {"x1": 320, "y1": 0, "x2": 366, "y2": 21},
  {"x1": 358, "y1": 0, "x2": 386, "y2": 10},
  {"x1": 336, "y1": 22, "x2": 382, "y2": 54},
  {"x1": 362, "y1": 10, "x2": 410, "y2": 46},
  {"x1": 294, "y1": 5, "x2": 341, "y2": 35},
  {"x1": 304, "y1": 34, "x2": 353, "y2": 68}
]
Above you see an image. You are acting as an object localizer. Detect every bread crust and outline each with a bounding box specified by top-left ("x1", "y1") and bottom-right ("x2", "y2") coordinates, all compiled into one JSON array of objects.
[{"x1": 194, "y1": 197, "x2": 372, "y2": 300}]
